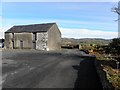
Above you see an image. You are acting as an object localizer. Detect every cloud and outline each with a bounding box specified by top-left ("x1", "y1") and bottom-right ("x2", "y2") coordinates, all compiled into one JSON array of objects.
[
  {"x1": 0, "y1": 16, "x2": 3, "y2": 39},
  {"x1": 0, "y1": 31, "x2": 3, "y2": 39},
  {"x1": 0, "y1": 16, "x2": 9, "y2": 38},
  {"x1": 1, "y1": 25, "x2": 13, "y2": 38},
  {"x1": 60, "y1": 28, "x2": 118, "y2": 39}
]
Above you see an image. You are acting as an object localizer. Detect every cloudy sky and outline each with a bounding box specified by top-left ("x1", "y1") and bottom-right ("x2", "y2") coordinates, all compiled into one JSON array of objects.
[{"x1": 1, "y1": 1, "x2": 119, "y2": 39}]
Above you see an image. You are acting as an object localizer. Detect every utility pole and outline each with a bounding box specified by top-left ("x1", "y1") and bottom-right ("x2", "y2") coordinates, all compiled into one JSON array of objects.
[
  {"x1": 112, "y1": 1, "x2": 120, "y2": 37},
  {"x1": 118, "y1": 1, "x2": 120, "y2": 37}
]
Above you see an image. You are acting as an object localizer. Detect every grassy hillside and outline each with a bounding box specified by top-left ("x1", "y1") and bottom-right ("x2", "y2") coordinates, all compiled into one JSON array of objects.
[{"x1": 62, "y1": 38, "x2": 112, "y2": 45}]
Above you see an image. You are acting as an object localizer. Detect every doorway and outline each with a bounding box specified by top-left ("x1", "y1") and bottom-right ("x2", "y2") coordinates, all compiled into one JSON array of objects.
[
  {"x1": 32, "y1": 41, "x2": 36, "y2": 49},
  {"x1": 20, "y1": 40, "x2": 23, "y2": 49},
  {"x1": 12, "y1": 41, "x2": 14, "y2": 49}
]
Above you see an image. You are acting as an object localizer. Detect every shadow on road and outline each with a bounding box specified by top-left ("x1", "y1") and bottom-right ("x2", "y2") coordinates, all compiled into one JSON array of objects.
[{"x1": 73, "y1": 57, "x2": 103, "y2": 89}]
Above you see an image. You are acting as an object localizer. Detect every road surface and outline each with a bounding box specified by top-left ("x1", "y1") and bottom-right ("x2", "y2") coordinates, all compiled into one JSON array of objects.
[{"x1": 2, "y1": 49, "x2": 102, "y2": 88}]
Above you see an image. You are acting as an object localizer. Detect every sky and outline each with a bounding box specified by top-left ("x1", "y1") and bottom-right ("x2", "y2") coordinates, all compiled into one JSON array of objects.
[{"x1": 0, "y1": 2, "x2": 119, "y2": 39}]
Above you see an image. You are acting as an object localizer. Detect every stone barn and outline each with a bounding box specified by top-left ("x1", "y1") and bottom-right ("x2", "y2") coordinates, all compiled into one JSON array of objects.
[{"x1": 5, "y1": 23, "x2": 61, "y2": 50}]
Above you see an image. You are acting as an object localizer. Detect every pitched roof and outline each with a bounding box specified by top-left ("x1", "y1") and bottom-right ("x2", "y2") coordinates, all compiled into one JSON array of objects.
[{"x1": 5, "y1": 23, "x2": 56, "y2": 33}]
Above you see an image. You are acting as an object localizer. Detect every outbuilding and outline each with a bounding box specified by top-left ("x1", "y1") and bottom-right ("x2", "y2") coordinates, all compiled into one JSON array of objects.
[{"x1": 5, "y1": 23, "x2": 61, "y2": 50}]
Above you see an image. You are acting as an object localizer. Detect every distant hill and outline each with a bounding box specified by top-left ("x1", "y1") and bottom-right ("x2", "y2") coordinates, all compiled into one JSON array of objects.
[{"x1": 62, "y1": 38, "x2": 112, "y2": 45}]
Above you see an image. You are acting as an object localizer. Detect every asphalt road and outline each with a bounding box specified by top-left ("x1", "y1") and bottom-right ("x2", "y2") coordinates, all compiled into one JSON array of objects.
[{"x1": 2, "y1": 49, "x2": 102, "y2": 89}]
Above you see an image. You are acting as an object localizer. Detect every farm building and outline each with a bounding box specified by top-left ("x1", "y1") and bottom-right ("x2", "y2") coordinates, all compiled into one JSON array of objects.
[{"x1": 5, "y1": 23, "x2": 61, "y2": 50}]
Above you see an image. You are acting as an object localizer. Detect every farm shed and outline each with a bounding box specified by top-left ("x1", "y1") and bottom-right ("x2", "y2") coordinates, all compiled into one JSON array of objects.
[{"x1": 5, "y1": 23, "x2": 61, "y2": 50}]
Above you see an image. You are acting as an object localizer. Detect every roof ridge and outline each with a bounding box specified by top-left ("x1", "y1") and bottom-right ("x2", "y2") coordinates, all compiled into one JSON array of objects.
[
  {"x1": 14, "y1": 22, "x2": 56, "y2": 27},
  {"x1": 5, "y1": 22, "x2": 57, "y2": 33}
]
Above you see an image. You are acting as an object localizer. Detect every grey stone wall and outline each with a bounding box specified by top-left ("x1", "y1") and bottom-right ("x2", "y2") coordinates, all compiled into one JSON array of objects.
[
  {"x1": 14, "y1": 33, "x2": 32, "y2": 49},
  {"x1": 47, "y1": 24, "x2": 61, "y2": 50},
  {"x1": 36, "y1": 32, "x2": 48, "y2": 50},
  {"x1": 5, "y1": 33, "x2": 33, "y2": 49},
  {"x1": 5, "y1": 33, "x2": 13, "y2": 49},
  {"x1": 94, "y1": 60, "x2": 114, "y2": 89}
]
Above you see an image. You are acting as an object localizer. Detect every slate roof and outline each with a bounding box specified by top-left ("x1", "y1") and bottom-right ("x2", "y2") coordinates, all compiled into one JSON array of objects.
[{"x1": 5, "y1": 23, "x2": 56, "y2": 33}]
